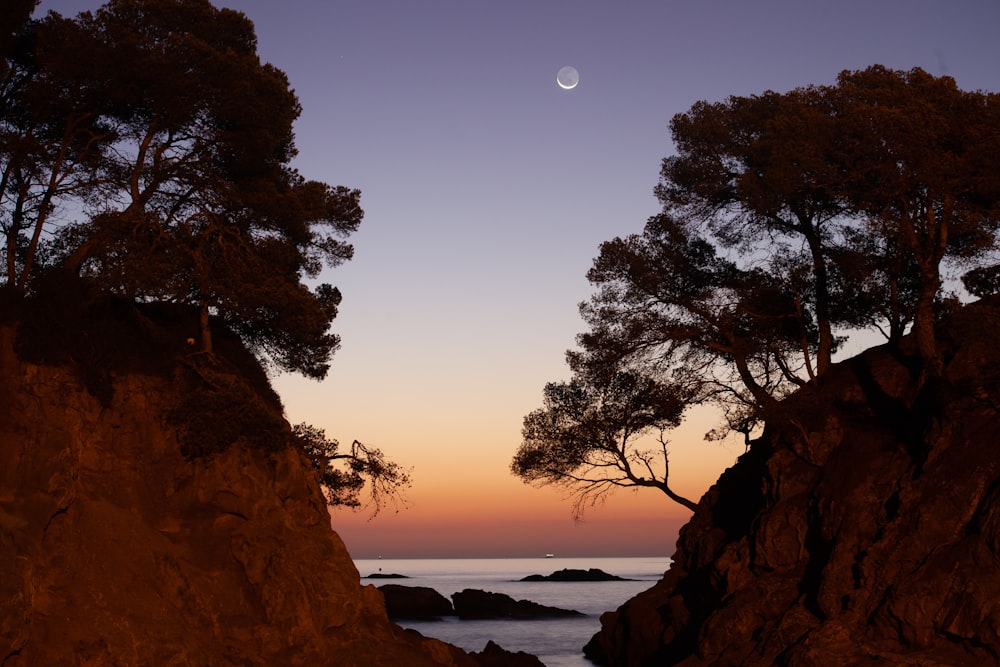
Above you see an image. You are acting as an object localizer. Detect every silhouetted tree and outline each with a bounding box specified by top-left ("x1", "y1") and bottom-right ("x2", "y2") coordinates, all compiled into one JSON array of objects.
[
  {"x1": 518, "y1": 66, "x2": 1000, "y2": 516},
  {"x1": 512, "y1": 369, "x2": 697, "y2": 515},
  {"x1": 830, "y1": 66, "x2": 1000, "y2": 372},
  {"x1": 293, "y1": 423, "x2": 411, "y2": 515},
  {"x1": 577, "y1": 213, "x2": 801, "y2": 417},
  {"x1": 1, "y1": 8, "x2": 113, "y2": 289},
  {"x1": 659, "y1": 66, "x2": 1000, "y2": 376},
  {"x1": 3, "y1": 0, "x2": 362, "y2": 379},
  {"x1": 661, "y1": 85, "x2": 847, "y2": 377}
]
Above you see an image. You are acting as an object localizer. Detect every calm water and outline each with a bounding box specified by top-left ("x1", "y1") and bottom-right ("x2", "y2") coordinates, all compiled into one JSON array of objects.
[{"x1": 353, "y1": 556, "x2": 671, "y2": 667}]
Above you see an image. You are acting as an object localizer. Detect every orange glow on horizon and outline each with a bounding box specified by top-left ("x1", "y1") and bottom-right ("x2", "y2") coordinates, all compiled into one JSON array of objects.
[{"x1": 279, "y1": 367, "x2": 744, "y2": 558}]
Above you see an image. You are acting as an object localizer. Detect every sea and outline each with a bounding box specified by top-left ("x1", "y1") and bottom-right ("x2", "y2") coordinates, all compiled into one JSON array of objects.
[{"x1": 353, "y1": 556, "x2": 672, "y2": 667}]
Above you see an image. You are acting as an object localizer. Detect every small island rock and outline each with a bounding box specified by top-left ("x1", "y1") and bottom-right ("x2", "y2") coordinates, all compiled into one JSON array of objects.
[
  {"x1": 470, "y1": 640, "x2": 546, "y2": 667},
  {"x1": 520, "y1": 568, "x2": 630, "y2": 582},
  {"x1": 451, "y1": 589, "x2": 583, "y2": 620}
]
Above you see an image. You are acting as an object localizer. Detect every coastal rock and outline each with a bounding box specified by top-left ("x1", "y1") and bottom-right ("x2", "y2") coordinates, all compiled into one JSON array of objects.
[
  {"x1": 470, "y1": 641, "x2": 547, "y2": 667},
  {"x1": 379, "y1": 584, "x2": 455, "y2": 620},
  {"x1": 520, "y1": 568, "x2": 629, "y2": 582},
  {"x1": 452, "y1": 589, "x2": 583, "y2": 620},
  {"x1": 0, "y1": 298, "x2": 479, "y2": 667},
  {"x1": 585, "y1": 296, "x2": 1000, "y2": 666}
]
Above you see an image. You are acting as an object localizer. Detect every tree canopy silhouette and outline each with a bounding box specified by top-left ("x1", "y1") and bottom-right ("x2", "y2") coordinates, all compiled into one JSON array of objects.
[
  {"x1": 1, "y1": 0, "x2": 361, "y2": 379},
  {"x1": 659, "y1": 66, "x2": 1000, "y2": 378},
  {"x1": 515, "y1": 66, "x2": 1000, "y2": 515},
  {"x1": 512, "y1": 369, "x2": 696, "y2": 516},
  {"x1": 293, "y1": 423, "x2": 412, "y2": 515}
]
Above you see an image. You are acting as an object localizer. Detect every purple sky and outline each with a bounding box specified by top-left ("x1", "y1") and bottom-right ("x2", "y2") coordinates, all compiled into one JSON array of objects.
[{"x1": 35, "y1": 0, "x2": 1000, "y2": 558}]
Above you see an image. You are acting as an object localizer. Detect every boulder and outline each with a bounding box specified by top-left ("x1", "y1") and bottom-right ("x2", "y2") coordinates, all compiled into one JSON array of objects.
[
  {"x1": 379, "y1": 584, "x2": 455, "y2": 620},
  {"x1": 451, "y1": 589, "x2": 583, "y2": 620}
]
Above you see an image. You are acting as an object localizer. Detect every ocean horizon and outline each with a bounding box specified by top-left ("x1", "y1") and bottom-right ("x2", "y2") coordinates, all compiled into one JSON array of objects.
[{"x1": 353, "y1": 556, "x2": 672, "y2": 667}]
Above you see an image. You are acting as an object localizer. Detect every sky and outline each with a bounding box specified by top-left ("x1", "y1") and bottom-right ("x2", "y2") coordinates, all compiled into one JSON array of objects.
[{"x1": 36, "y1": 0, "x2": 1000, "y2": 558}]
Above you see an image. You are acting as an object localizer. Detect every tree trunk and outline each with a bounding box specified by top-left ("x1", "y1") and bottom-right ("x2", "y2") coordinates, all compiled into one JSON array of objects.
[
  {"x1": 913, "y1": 265, "x2": 942, "y2": 376},
  {"x1": 661, "y1": 484, "x2": 698, "y2": 512},
  {"x1": 802, "y1": 222, "x2": 833, "y2": 376},
  {"x1": 909, "y1": 203, "x2": 947, "y2": 377},
  {"x1": 199, "y1": 301, "x2": 213, "y2": 354},
  {"x1": 887, "y1": 274, "x2": 904, "y2": 344},
  {"x1": 732, "y1": 349, "x2": 782, "y2": 417}
]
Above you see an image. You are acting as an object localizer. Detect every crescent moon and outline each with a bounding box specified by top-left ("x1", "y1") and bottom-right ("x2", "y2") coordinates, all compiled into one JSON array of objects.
[{"x1": 556, "y1": 66, "x2": 579, "y2": 90}]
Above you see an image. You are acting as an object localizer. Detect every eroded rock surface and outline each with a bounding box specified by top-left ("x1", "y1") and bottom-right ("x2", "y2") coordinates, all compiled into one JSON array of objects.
[
  {"x1": 0, "y1": 304, "x2": 478, "y2": 667},
  {"x1": 586, "y1": 297, "x2": 1000, "y2": 666}
]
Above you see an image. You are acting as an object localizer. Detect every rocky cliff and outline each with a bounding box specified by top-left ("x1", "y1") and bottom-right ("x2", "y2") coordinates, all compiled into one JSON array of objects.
[
  {"x1": 0, "y1": 293, "x2": 478, "y2": 667},
  {"x1": 585, "y1": 296, "x2": 1000, "y2": 666}
]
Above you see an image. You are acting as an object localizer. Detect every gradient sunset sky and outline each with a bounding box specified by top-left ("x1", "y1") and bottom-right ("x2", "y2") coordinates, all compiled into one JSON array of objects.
[{"x1": 37, "y1": 0, "x2": 1000, "y2": 558}]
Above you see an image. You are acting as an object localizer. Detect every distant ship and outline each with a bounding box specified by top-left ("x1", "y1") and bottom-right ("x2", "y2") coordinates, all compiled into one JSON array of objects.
[{"x1": 544, "y1": 553, "x2": 555, "y2": 558}]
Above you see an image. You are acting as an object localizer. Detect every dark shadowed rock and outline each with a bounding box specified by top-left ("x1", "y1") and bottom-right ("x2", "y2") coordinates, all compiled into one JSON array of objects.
[
  {"x1": 470, "y1": 640, "x2": 546, "y2": 667},
  {"x1": 585, "y1": 296, "x2": 1000, "y2": 666},
  {"x1": 0, "y1": 301, "x2": 479, "y2": 667},
  {"x1": 520, "y1": 568, "x2": 630, "y2": 582},
  {"x1": 452, "y1": 589, "x2": 583, "y2": 620},
  {"x1": 379, "y1": 584, "x2": 455, "y2": 620},
  {"x1": 365, "y1": 572, "x2": 409, "y2": 579}
]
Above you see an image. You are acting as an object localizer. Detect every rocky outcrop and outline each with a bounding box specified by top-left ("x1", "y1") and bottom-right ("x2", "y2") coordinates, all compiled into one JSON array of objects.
[
  {"x1": 585, "y1": 296, "x2": 1000, "y2": 666},
  {"x1": 0, "y1": 297, "x2": 479, "y2": 667},
  {"x1": 452, "y1": 589, "x2": 583, "y2": 620},
  {"x1": 520, "y1": 568, "x2": 630, "y2": 582},
  {"x1": 380, "y1": 584, "x2": 456, "y2": 620},
  {"x1": 378, "y1": 583, "x2": 587, "y2": 622},
  {"x1": 471, "y1": 641, "x2": 547, "y2": 667}
]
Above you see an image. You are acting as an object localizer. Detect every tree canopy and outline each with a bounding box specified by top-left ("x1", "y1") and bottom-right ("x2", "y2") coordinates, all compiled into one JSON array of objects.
[
  {"x1": 512, "y1": 369, "x2": 696, "y2": 515},
  {"x1": 293, "y1": 423, "x2": 412, "y2": 515},
  {"x1": 514, "y1": 66, "x2": 1000, "y2": 515},
  {"x1": 658, "y1": 66, "x2": 1000, "y2": 378},
  {"x1": 1, "y1": 0, "x2": 361, "y2": 379}
]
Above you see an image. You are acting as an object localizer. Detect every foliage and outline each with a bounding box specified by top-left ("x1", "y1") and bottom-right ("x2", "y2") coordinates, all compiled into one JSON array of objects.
[
  {"x1": 1, "y1": 8, "x2": 114, "y2": 289},
  {"x1": 1, "y1": 0, "x2": 362, "y2": 379},
  {"x1": 517, "y1": 66, "x2": 1000, "y2": 515},
  {"x1": 658, "y1": 66, "x2": 1000, "y2": 376},
  {"x1": 578, "y1": 212, "x2": 803, "y2": 417},
  {"x1": 512, "y1": 369, "x2": 696, "y2": 515},
  {"x1": 661, "y1": 84, "x2": 848, "y2": 376},
  {"x1": 829, "y1": 67, "x2": 1000, "y2": 371},
  {"x1": 292, "y1": 423, "x2": 411, "y2": 515},
  {"x1": 172, "y1": 371, "x2": 287, "y2": 459}
]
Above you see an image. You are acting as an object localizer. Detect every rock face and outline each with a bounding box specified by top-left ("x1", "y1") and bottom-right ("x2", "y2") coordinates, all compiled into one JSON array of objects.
[
  {"x1": 0, "y1": 299, "x2": 477, "y2": 667},
  {"x1": 585, "y1": 297, "x2": 1000, "y2": 666}
]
